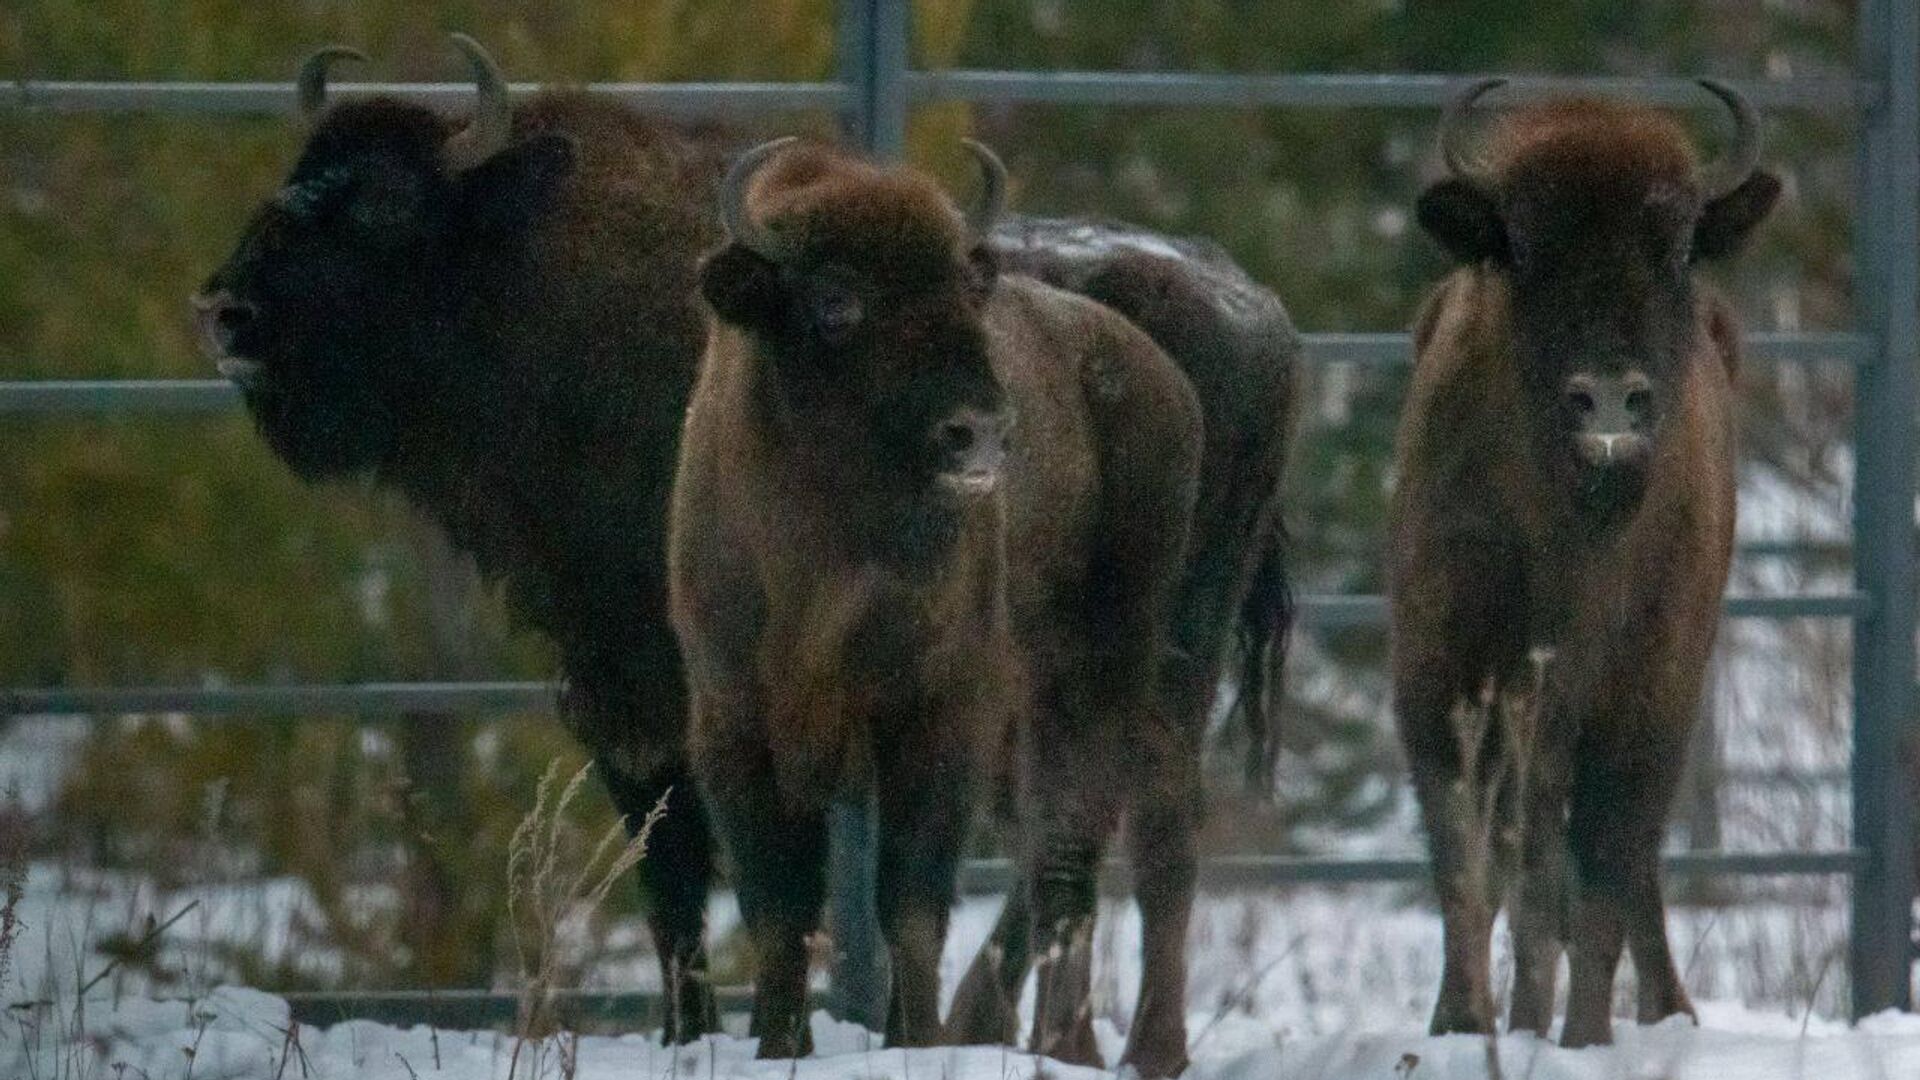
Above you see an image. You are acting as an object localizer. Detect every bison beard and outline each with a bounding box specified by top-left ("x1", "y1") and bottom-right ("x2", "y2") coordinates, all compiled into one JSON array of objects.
[
  {"x1": 668, "y1": 141, "x2": 1203, "y2": 1071},
  {"x1": 1389, "y1": 80, "x2": 1777, "y2": 1047}
]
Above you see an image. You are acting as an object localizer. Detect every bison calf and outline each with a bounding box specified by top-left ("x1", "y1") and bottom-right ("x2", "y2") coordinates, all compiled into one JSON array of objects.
[
  {"x1": 1390, "y1": 80, "x2": 1778, "y2": 1046},
  {"x1": 669, "y1": 140, "x2": 1201, "y2": 1058}
]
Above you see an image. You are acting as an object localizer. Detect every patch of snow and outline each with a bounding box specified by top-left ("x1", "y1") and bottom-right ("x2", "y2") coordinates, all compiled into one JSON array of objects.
[{"x1": 8, "y1": 987, "x2": 1920, "y2": 1080}]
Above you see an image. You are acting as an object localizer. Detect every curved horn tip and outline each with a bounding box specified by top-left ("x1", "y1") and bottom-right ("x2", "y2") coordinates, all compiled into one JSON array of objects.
[
  {"x1": 721, "y1": 136, "x2": 800, "y2": 261},
  {"x1": 1694, "y1": 78, "x2": 1763, "y2": 200},
  {"x1": 1438, "y1": 76, "x2": 1508, "y2": 182},
  {"x1": 447, "y1": 32, "x2": 504, "y2": 78},
  {"x1": 961, "y1": 138, "x2": 1008, "y2": 233},
  {"x1": 295, "y1": 45, "x2": 369, "y2": 124},
  {"x1": 441, "y1": 31, "x2": 514, "y2": 173}
]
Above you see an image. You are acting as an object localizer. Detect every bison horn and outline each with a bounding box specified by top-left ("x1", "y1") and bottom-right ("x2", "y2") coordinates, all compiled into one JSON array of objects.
[
  {"x1": 441, "y1": 33, "x2": 513, "y2": 174},
  {"x1": 720, "y1": 136, "x2": 800, "y2": 264},
  {"x1": 1695, "y1": 78, "x2": 1763, "y2": 202},
  {"x1": 295, "y1": 46, "x2": 368, "y2": 126},
  {"x1": 961, "y1": 139, "x2": 1008, "y2": 234},
  {"x1": 1437, "y1": 76, "x2": 1507, "y2": 185}
]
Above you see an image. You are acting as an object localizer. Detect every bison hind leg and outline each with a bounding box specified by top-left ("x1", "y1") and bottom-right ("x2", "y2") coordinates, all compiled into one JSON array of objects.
[{"x1": 945, "y1": 879, "x2": 1031, "y2": 1046}]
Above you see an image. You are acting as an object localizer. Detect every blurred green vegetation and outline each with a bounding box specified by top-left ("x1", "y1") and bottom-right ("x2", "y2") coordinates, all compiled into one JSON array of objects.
[{"x1": 0, "y1": 1, "x2": 1860, "y2": 991}]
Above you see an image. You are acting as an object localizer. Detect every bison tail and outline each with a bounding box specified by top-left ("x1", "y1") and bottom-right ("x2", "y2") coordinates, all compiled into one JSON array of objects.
[{"x1": 1234, "y1": 524, "x2": 1292, "y2": 797}]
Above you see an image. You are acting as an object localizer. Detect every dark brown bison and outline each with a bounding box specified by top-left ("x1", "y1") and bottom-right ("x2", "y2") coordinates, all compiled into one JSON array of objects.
[
  {"x1": 193, "y1": 36, "x2": 1293, "y2": 1061},
  {"x1": 945, "y1": 217, "x2": 1298, "y2": 1075},
  {"x1": 191, "y1": 35, "x2": 737, "y2": 1042},
  {"x1": 669, "y1": 139, "x2": 1202, "y2": 1062},
  {"x1": 1389, "y1": 79, "x2": 1778, "y2": 1046}
]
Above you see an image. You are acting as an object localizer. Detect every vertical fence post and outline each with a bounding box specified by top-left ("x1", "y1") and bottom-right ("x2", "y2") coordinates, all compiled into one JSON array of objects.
[
  {"x1": 1849, "y1": 0, "x2": 1920, "y2": 1018},
  {"x1": 839, "y1": 0, "x2": 910, "y2": 159},
  {"x1": 825, "y1": 0, "x2": 913, "y2": 1033}
]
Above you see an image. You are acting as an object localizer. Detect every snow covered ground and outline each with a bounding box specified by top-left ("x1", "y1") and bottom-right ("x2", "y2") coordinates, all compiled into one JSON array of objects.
[
  {"x1": 9, "y1": 983, "x2": 1920, "y2": 1080},
  {"x1": 2, "y1": 851, "x2": 1877, "y2": 1080}
]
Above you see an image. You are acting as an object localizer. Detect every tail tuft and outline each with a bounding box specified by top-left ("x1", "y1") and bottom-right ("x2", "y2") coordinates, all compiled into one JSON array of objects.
[{"x1": 1234, "y1": 524, "x2": 1292, "y2": 797}]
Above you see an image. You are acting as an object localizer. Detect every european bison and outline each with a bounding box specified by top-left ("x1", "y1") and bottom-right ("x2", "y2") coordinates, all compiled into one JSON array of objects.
[
  {"x1": 1389, "y1": 79, "x2": 1778, "y2": 1046},
  {"x1": 669, "y1": 139, "x2": 1202, "y2": 1061},
  {"x1": 193, "y1": 36, "x2": 1294, "y2": 1060},
  {"x1": 191, "y1": 35, "x2": 736, "y2": 1041},
  {"x1": 945, "y1": 217, "x2": 1299, "y2": 1075}
]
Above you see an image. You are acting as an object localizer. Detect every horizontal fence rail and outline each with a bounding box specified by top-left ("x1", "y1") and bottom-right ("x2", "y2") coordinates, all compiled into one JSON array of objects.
[
  {"x1": 0, "y1": 333, "x2": 1872, "y2": 414},
  {"x1": 266, "y1": 844, "x2": 1865, "y2": 1030},
  {"x1": 955, "y1": 851, "x2": 1867, "y2": 893},
  {"x1": 7, "y1": 80, "x2": 847, "y2": 114},
  {"x1": 1297, "y1": 591, "x2": 1869, "y2": 628},
  {"x1": 4, "y1": 73, "x2": 1877, "y2": 115},
  {"x1": 0, "y1": 681, "x2": 557, "y2": 716},
  {"x1": 0, "y1": 591, "x2": 1870, "y2": 718},
  {"x1": 908, "y1": 71, "x2": 1879, "y2": 112},
  {"x1": 281, "y1": 986, "x2": 774, "y2": 1031}
]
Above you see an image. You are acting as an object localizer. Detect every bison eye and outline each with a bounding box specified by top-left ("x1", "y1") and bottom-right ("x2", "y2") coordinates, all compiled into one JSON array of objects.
[{"x1": 809, "y1": 284, "x2": 864, "y2": 344}]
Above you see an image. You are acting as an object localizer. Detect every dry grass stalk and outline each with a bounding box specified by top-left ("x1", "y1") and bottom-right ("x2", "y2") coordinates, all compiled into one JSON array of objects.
[
  {"x1": 505, "y1": 760, "x2": 665, "y2": 1079},
  {"x1": 0, "y1": 802, "x2": 26, "y2": 994},
  {"x1": 1448, "y1": 648, "x2": 1553, "y2": 1080}
]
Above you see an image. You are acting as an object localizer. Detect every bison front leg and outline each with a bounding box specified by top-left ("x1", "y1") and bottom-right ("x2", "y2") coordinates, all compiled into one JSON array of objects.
[
  {"x1": 1627, "y1": 859, "x2": 1695, "y2": 1026},
  {"x1": 1507, "y1": 712, "x2": 1572, "y2": 1038},
  {"x1": 1400, "y1": 678, "x2": 1507, "y2": 1038},
  {"x1": 736, "y1": 806, "x2": 830, "y2": 1058},
  {"x1": 702, "y1": 754, "x2": 829, "y2": 1060},
  {"x1": 1561, "y1": 709, "x2": 1697, "y2": 1049},
  {"x1": 874, "y1": 748, "x2": 975, "y2": 1047},
  {"x1": 1628, "y1": 684, "x2": 1701, "y2": 1028},
  {"x1": 597, "y1": 758, "x2": 720, "y2": 1044},
  {"x1": 1560, "y1": 757, "x2": 1645, "y2": 1048}
]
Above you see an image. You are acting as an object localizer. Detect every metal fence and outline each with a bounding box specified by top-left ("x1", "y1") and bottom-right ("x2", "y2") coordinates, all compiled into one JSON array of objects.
[{"x1": 3, "y1": 0, "x2": 1914, "y2": 1023}]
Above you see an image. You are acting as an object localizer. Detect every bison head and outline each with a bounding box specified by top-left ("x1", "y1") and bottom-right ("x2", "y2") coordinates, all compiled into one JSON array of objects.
[
  {"x1": 1416, "y1": 80, "x2": 1778, "y2": 521},
  {"x1": 191, "y1": 35, "x2": 576, "y2": 480},
  {"x1": 700, "y1": 139, "x2": 1012, "y2": 507}
]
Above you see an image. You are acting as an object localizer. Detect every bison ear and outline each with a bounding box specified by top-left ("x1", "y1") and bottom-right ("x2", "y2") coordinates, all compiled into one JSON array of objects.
[
  {"x1": 701, "y1": 244, "x2": 784, "y2": 329},
  {"x1": 1416, "y1": 179, "x2": 1508, "y2": 265},
  {"x1": 1693, "y1": 170, "x2": 1780, "y2": 262},
  {"x1": 457, "y1": 132, "x2": 578, "y2": 235}
]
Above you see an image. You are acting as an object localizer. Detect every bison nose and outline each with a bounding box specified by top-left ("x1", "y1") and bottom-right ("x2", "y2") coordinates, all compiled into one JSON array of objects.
[
  {"x1": 932, "y1": 407, "x2": 1010, "y2": 497},
  {"x1": 1566, "y1": 372, "x2": 1653, "y2": 432},
  {"x1": 190, "y1": 290, "x2": 258, "y2": 360},
  {"x1": 1566, "y1": 372, "x2": 1654, "y2": 469}
]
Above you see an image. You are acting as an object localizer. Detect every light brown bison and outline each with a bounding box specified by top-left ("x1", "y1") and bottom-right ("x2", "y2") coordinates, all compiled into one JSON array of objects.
[
  {"x1": 1390, "y1": 79, "x2": 1778, "y2": 1046},
  {"x1": 669, "y1": 139, "x2": 1201, "y2": 1060}
]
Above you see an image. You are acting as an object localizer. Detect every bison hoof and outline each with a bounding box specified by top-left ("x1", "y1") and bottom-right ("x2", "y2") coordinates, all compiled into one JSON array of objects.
[
  {"x1": 1559, "y1": 1017, "x2": 1614, "y2": 1049},
  {"x1": 1427, "y1": 1002, "x2": 1493, "y2": 1038}
]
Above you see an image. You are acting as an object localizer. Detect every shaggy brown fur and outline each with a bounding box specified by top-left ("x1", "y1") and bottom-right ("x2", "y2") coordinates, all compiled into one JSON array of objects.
[
  {"x1": 670, "y1": 146, "x2": 1201, "y2": 1063},
  {"x1": 1392, "y1": 95, "x2": 1777, "y2": 1047},
  {"x1": 196, "y1": 75, "x2": 737, "y2": 1042}
]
